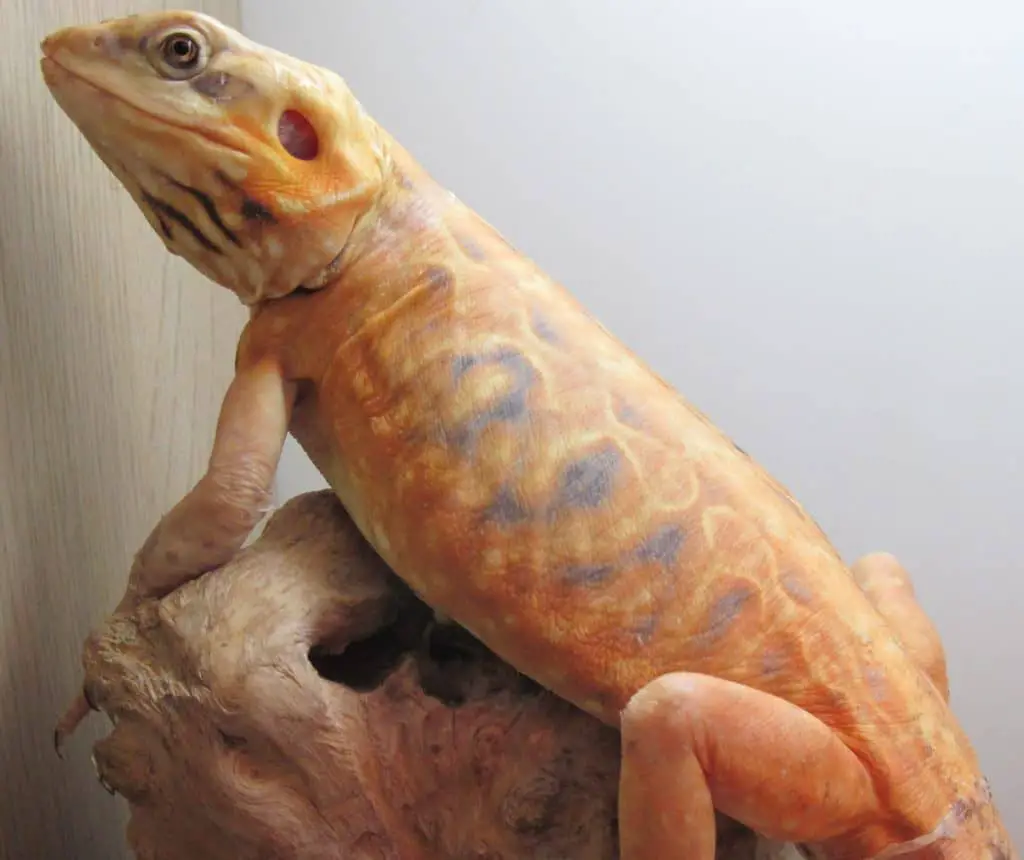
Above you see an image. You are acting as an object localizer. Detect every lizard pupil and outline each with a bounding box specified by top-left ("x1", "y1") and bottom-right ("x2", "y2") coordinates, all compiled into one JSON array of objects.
[{"x1": 163, "y1": 34, "x2": 199, "y2": 68}]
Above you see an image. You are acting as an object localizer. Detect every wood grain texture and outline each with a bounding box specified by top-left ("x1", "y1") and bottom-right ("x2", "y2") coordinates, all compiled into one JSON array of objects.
[{"x1": 0, "y1": 1, "x2": 242, "y2": 857}]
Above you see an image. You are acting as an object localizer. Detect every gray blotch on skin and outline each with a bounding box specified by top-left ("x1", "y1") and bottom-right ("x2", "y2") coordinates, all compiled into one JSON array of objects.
[
  {"x1": 562, "y1": 564, "x2": 616, "y2": 587},
  {"x1": 780, "y1": 572, "x2": 815, "y2": 605},
  {"x1": 190, "y1": 71, "x2": 255, "y2": 103},
  {"x1": 865, "y1": 667, "x2": 888, "y2": 702},
  {"x1": 530, "y1": 310, "x2": 560, "y2": 344},
  {"x1": 694, "y1": 585, "x2": 754, "y2": 646},
  {"x1": 449, "y1": 348, "x2": 536, "y2": 451},
  {"x1": 634, "y1": 524, "x2": 685, "y2": 567},
  {"x1": 631, "y1": 614, "x2": 658, "y2": 644},
  {"x1": 482, "y1": 485, "x2": 530, "y2": 525},
  {"x1": 553, "y1": 447, "x2": 622, "y2": 511},
  {"x1": 613, "y1": 401, "x2": 644, "y2": 429},
  {"x1": 421, "y1": 265, "x2": 453, "y2": 294},
  {"x1": 241, "y1": 198, "x2": 276, "y2": 224},
  {"x1": 455, "y1": 232, "x2": 487, "y2": 261},
  {"x1": 762, "y1": 649, "x2": 786, "y2": 676}
]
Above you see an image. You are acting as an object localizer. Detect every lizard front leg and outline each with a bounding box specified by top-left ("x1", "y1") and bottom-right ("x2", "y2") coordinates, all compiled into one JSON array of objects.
[
  {"x1": 113, "y1": 358, "x2": 295, "y2": 613},
  {"x1": 55, "y1": 359, "x2": 294, "y2": 751},
  {"x1": 618, "y1": 673, "x2": 877, "y2": 858}
]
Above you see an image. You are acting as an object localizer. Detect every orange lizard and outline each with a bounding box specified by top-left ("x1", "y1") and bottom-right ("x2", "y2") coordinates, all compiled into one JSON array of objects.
[{"x1": 40, "y1": 12, "x2": 1017, "y2": 859}]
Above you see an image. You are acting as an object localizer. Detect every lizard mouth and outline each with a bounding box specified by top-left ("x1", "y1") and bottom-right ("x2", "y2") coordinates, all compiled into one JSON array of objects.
[{"x1": 39, "y1": 52, "x2": 248, "y2": 159}]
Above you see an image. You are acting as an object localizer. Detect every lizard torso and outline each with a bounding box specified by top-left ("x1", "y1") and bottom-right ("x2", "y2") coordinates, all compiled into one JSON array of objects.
[
  {"x1": 40, "y1": 12, "x2": 1017, "y2": 860},
  {"x1": 241, "y1": 143, "x2": 998, "y2": 858}
]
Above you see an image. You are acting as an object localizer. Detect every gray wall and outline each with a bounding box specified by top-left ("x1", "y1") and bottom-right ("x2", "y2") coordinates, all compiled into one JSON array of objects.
[{"x1": 243, "y1": 0, "x2": 1023, "y2": 836}]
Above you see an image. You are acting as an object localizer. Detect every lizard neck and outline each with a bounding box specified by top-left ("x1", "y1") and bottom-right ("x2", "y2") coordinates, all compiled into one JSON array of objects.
[{"x1": 314, "y1": 132, "x2": 523, "y2": 340}]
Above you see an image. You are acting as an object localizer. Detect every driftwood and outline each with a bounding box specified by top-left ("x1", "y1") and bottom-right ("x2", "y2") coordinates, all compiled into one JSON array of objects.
[{"x1": 76, "y1": 490, "x2": 801, "y2": 859}]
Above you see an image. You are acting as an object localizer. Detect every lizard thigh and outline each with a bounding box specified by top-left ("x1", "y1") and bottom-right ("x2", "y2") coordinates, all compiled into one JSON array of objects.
[
  {"x1": 617, "y1": 672, "x2": 877, "y2": 859},
  {"x1": 850, "y1": 552, "x2": 949, "y2": 701}
]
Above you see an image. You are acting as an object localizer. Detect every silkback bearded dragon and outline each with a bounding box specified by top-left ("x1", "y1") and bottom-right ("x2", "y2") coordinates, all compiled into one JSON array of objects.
[{"x1": 39, "y1": 11, "x2": 1017, "y2": 859}]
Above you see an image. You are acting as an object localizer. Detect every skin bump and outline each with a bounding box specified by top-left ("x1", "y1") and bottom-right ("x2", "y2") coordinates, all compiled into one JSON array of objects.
[{"x1": 553, "y1": 447, "x2": 622, "y2": 511}]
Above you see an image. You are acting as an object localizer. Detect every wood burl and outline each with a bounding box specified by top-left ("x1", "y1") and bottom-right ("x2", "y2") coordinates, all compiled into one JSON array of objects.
[{"x1": 73, "y1": 490, "x2": 801, "y2": 860}]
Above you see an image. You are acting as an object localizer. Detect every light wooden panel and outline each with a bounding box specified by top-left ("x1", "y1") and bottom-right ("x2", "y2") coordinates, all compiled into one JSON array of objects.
[{"x1": 0, "y1": 1, "x2": 242, "y2": 857}]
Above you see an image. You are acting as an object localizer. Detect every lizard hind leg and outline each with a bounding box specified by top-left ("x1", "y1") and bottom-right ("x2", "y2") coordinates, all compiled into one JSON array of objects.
[
  {"x1": 617, "y1": 672, "x2": 878, "y2": 859},
  {"x1": 850, "y1": 552, "x2": 949, "y2": 702}
]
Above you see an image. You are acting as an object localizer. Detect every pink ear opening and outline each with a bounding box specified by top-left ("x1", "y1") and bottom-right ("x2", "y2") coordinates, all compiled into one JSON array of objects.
[{"x1": 278, "y1": 109, "x2": 319, "y2": 160}]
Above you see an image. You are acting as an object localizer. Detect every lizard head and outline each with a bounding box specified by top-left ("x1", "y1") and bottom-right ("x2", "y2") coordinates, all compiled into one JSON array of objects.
[{"x1": 40, "y1": 11, "x2": 385, "y2": 304}]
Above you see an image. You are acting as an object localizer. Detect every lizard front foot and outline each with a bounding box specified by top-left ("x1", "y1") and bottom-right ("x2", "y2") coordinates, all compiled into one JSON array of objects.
[{"x1": 54, "y1": 361, "x2": 294, "y2": 753}]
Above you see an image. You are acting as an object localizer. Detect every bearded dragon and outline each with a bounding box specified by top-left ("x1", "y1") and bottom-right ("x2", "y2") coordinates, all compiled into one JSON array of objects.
[{"x1": 40, "y1": 11, "x2": 1017, "y2": 859}]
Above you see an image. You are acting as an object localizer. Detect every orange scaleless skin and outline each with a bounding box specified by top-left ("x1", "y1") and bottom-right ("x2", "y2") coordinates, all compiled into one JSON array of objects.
[{"x1": 39, "y1": 11, "x2": 1017, "y2": 860}]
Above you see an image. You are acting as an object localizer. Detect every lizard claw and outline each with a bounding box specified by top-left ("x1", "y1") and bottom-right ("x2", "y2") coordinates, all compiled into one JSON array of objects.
[
  {"x1": 90, "y1": 753, "x2": 118, "y2": 796},
  {"x1": 53, "y1": 688, "x2": 96, "y2": 758}
]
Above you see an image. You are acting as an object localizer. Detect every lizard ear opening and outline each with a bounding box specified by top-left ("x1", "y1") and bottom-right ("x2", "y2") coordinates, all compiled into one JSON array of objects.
[{"x1": 278, "y1": 109, "x2": 319, "y2": 160}]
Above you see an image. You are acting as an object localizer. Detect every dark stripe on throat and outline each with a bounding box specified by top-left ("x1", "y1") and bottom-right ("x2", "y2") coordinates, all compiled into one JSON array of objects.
[
  {"x1": 163, "y1": 175, "x2": 242, "y2": 247},
  {"x1": 141, "y1": 190, "x2": 222, "y2": 255}
]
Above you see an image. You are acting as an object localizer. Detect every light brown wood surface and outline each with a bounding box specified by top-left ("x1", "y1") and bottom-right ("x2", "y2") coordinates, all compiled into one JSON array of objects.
[{"x1": 0, "y1": 1, "x2": 242, "y2": 857}]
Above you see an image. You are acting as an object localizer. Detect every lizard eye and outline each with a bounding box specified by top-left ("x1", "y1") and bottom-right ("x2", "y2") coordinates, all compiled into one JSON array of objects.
[{"x1": 151, "y1": 28, "x2": 208, "y2": 79}]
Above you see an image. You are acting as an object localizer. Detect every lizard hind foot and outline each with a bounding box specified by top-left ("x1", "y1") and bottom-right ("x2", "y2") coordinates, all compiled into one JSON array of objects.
[{"x1": 617, "y1": 672, "x2": 877, "y2": 859}]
